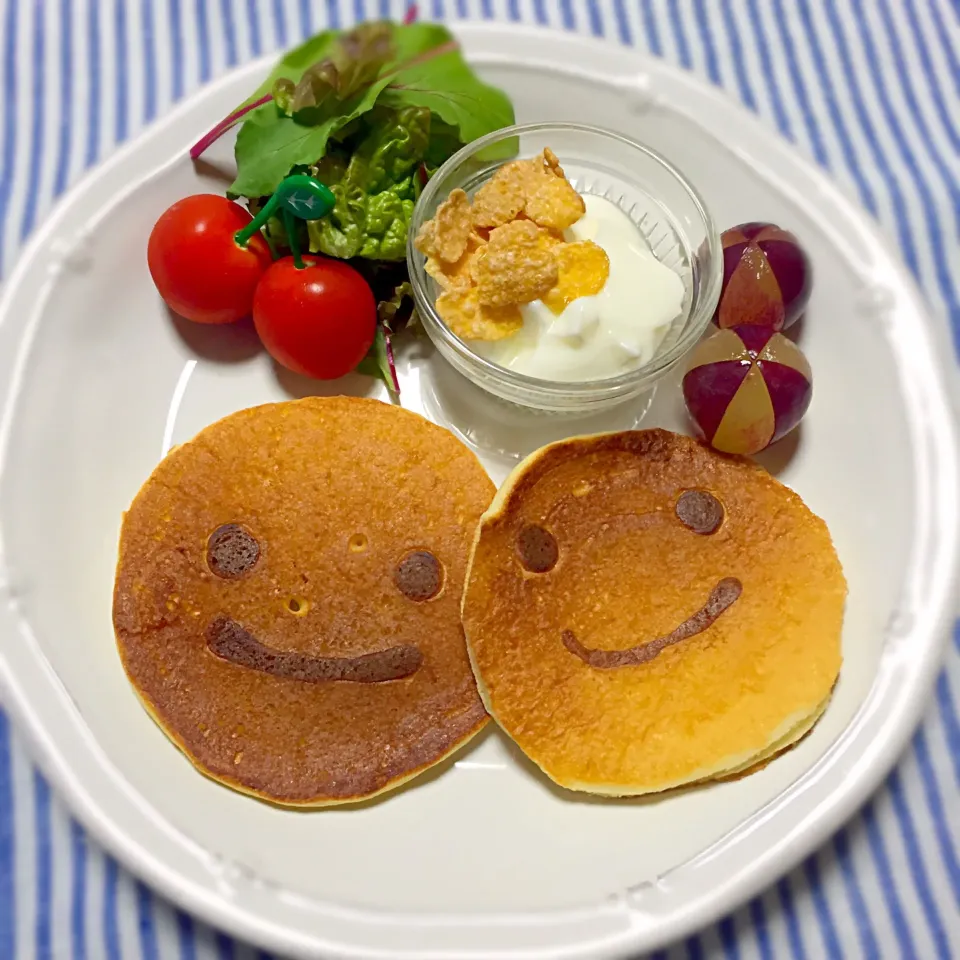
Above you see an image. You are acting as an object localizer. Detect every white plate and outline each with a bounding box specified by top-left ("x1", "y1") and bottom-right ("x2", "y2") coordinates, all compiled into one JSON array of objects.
[{"x1": 0, "y1": 24, "x2": 957, "y2": 960}]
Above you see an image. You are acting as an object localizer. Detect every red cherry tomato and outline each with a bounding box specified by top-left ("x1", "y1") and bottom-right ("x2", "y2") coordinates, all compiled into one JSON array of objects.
[
  {"x1": 253, "y1": 255, "x2": 377, "y2": 380},
  {"x1": 147, "y1": 194, "x2": 271, "y2": 324}
]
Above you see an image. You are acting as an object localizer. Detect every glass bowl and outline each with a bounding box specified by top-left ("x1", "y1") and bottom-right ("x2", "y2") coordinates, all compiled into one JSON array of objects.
[{"x1": 406, "y1": 122, "x2": 723, "y2": 414}]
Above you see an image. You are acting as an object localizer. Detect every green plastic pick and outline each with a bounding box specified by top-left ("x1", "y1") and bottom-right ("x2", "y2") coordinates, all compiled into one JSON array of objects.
[{"x1": 234, "y1": 174, "x2": 336, "y2": 269}]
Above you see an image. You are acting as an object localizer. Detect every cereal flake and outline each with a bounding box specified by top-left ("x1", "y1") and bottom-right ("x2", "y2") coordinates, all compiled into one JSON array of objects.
[
  {"x1": 542, "y1": 241, "x2": 611, "y2": 314},
  {"x1": 474, "y1": 220, "x2": 559, "y2": 307}
]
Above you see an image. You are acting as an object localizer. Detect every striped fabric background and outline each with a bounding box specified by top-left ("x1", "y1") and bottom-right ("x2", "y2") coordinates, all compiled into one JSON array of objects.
[{"x1": 0, "y1": 1, "x2": 958, "y2": 957}]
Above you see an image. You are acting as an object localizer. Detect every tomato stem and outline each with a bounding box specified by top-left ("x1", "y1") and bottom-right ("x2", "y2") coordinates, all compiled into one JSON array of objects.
[
  {"x1": 234, "y1": 193, "x2": 282, "y2": 249},
  {"x1": 283, "y1": 208, "x2": 305, "y2": 269}
]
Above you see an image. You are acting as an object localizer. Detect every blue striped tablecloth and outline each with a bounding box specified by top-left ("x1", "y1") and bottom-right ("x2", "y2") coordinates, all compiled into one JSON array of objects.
[{"x1": 0, "y1": 2, "x2": 958, "y2": 957}]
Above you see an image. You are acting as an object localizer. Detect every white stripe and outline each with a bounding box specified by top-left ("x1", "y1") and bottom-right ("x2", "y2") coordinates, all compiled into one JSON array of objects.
[
  {"x1": 11, "y1": 739, "x2": 36, "y2": 960},
  {"x1": 83, "y1": 838, "x2": 105, "y2": 960},
  {"x1": 881, "y1": 0, "x2": 960, "y2": 180},
  {"x1": 115, "y1": 867, "x2": 144, "y2": 960},
  {"x1": 0, "y1": 0, "x2": 32, "y2": 277},
  {"x1": 789, "y1": 0, "x2": 941, "y2": 313},
  {"x1": 47, "y1": 793, "x2": 73, "y2": 960},
  {"x1": 31, "y1": 1, "x2": 59, "y2": 236},
  {"x1": 857, "y1": 0, "x2": 960, "y2": 238}
]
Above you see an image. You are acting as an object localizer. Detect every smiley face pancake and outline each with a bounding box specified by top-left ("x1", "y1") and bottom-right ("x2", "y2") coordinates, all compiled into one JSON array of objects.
[
  {"x1": 113, "y1": 397, "x2": 494, "y2": 806},
  {"x1": 462, "y1": 429, "x2": 845, "y2": 796}
]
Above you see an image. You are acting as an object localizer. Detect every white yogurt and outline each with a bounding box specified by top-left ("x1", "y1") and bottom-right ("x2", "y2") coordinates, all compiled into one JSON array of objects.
[{"x1": 476, "y1": 194, "x2": 685, "y2": 382}]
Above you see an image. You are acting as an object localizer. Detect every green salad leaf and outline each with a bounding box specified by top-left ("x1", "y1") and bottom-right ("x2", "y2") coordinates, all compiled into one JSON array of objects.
[
  {"x1": 229, "y1": 21, "x2": 514, "y2": 201},
  {"x1": 377, "y1": 25, "x2": 514, "y2": 148},
  {"x1": 238, "y1": 30, "x2": 340, "y2": 108},
  {"x1": 305, "y1": 106, "x2": 428, "y2": 261}
]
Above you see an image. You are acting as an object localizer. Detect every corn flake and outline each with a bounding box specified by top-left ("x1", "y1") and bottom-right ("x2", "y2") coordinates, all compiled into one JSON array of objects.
[
  {"x1": 524, "y1": 176, "x2": 586, "y2": 231},
  {"x1": 542, "y1": 147, "x2": 565, "y2": 178},
  {"x1": 542, "y1": 241, "x2": 611, "y2": 314},
  {"x1": 474, "y1": 220, "x2": 559, "y2": 307},
  {"x1": 415, "y1": 188, "x2": 473, "y2": 263},
  {"x1": 471, "y1": 160, "x2": 537, "y2": 228},
  {"x1": 435, "y1": 287, "x2": 523, "y2": 341},
  {"x1": 425, "y1": 233, "x2": 486, "y2": 292}
]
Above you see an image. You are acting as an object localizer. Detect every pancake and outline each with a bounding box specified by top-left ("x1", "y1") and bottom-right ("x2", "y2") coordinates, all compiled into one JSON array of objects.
[
  {"x1": 462, "y1": 428, "x2": 845, "y2": 796},
  {"x1": 113, "y1": 397, "x2": 493, "y2": 806}
]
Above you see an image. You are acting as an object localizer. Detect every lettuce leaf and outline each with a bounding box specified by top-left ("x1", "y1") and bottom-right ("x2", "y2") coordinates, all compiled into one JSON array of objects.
[
  {"x1": 229, "y1": 22, "x2": 514, "y2": 200},
  {"x1": 305, "y1": 106, "x2": 429, "y2": 261}
]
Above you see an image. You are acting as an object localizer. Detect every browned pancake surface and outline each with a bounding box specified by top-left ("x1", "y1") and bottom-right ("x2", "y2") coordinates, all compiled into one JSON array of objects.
[
  {"x1": 114, "y1": 397, "x2": 493, "y2": 805},
  {"x1": 463, "y1": 429, "x2": 845, "y2": 795}
]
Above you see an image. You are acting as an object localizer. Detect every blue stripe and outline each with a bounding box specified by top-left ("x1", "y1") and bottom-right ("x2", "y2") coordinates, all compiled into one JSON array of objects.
[
  {"x1": 832, "y1": 828, "x2": 881, "y2": 959},
  {"x1": 53, "y1": 0, "x2": 73, "y2": 197},
  {"x1": 195, "y1": 0, "x2": 211, "y2": 83},
  {"x1": 103, "y1": 858, "x2": 121, "y2": 960},
  {"x1": 928, "y1": 0, "x2": 960, "y2": 98},
  {"x1": 935, "y1": 669, "x2": 960, "y2": 785},
  {"x1": 862, "y1": 800, "x2": 917, "y2": 957},
  {"x1": 666, "y1": 0, "x2": 692, "y2": 68},
  {"x1": 298, "y1": 0, "x2": 312, "y2": 37},
  {"x1": 481, "y1": 0, "x2": 494, "y2": 21},
  {"x1": 355, "y1": 0, "x2": 367, "y2": 28},
  {"x1": 871, "y1": 0, "x2": 960, "y2": 223},
  {"x1": 507, "y1": 0, "x2": 520, "y2": 24},
  {"x1": 585, "y1": 0, "x2": 604, "y2": 37},
  {"x1": 559, "y1": 0, "x2": 575, "y2": 30},
  {"x1": 685, "y1": 934, "x2": 704, "y2": 960},
  {"x1": 886, "y1": 768, "x2": 951, "y2": 954},
  {"x1": 533, "y1": 0, "x2": 547, "y2": 27},
  {"x1": 749, "y1": 898, "x2": 773, "y2": 960},
  {"x1": 802, "y1": 856, "x2": 842, "y2": 960},
  {"x1": 771, "y1": 0, "x2": 830, "y2": 169},
  {"x1": 215, "y1": 930, "x2": 234, "y2": 960},
  {"x1": 911, "y1": 729, "x2": 960, "y2": 902},
  {"x1": 718, "y1": 915, "x2": 739, "y2": 960},
  {"x1": 903, "y1": 0, "x2": 960, "y2": 153},
  {"x1": 169, "y1": 0, "x2": 184, "y2": 102},
  {"x1": 0, "y1": 715, "x2": 14, "y2": 960},
  {"x1": 718, "y1": 0, "x2": 757, "y2": 111},
  {"x1": 177, "y1": 911, "x2": 196, "y2": 960},
  {"x1": 846, "y1": 0, "x2": 960, "y2": 350},
  {"x1": 745, "y1": 0, "x2": 792, "y2": 138},
  {"x1": 611, "y1": 0, "x2": 631, "y2": 45},
  {"x1": 34, "y1": 773, "x2": 52, "y2": 960},
  {"x1": 793, "y1": 0, "x2": 878, "y2": 214},
  {"x1": 70, "y1": 820, "x2": 86, "y2": 960},
  {"x1": 84, "y1": 0, "x2": 100, "y2": 167},
  {"x1": 776, "y1": 877, "x2": 806, "y2": 960},
  {"x1": 18, "y1": 0, "x2": 44, "y2": 241},
  {"x1": 378, "y1": 0, "x2": 390, "y2": 21},
  {"x1": 640, "y1": 0, "x2": 662, "y2": 56},
  {"x1": 220, "y1": 0, "x2": 238, "y2": 66},
  {"x1": 271, "y1": 0, "x2": 287, "y2": 47},
  {"x1": 816, "y1": 1, "x2": 919, "y2": 271},
  {"x1": 692, "y1": 0, "x2": 722, "y2": 84},
  {"x1": 136, "y1": 881, "x2": 159, "y2": 960},
  {"x1": 142, "y1": 0, "x2": 157, "y2": 122},
  {"x1": 432, "y1": 0, "x2": 445, "y2": 22},
  {"x1": 246, "y1": 0, "x2": 262, "y2": 57},
  {"x1": 114, "y1": 0, "x2": 128, "y2": 142}
]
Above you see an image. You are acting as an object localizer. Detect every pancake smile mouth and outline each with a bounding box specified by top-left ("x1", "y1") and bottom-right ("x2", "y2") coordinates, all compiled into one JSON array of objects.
[
  {"x1": 206, "y1": 616, "x2": 423, "y2": 683},
  {"x1": 561, "y1": 578, "x2": 743, "y2": 668}
]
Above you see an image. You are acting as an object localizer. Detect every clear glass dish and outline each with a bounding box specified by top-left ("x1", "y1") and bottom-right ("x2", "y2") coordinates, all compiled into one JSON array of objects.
[{"x1": 406, "y1": 122, "x2": 723, "y2": 414}]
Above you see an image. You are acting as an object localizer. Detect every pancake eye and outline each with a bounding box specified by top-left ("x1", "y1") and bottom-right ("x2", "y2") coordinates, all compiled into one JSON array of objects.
[
  {"x1": 517, "y1": 525, "x2": 559, "y2": 573},
  {"x1": 675, "y1": 491, "x2": 724, "y2": 535},
  {"x1": 207, "y1": 524, "x2": 261, "y2": 579},
  {"x1": 395, "y1": 550, "x2": 443, "y2": 601}
]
